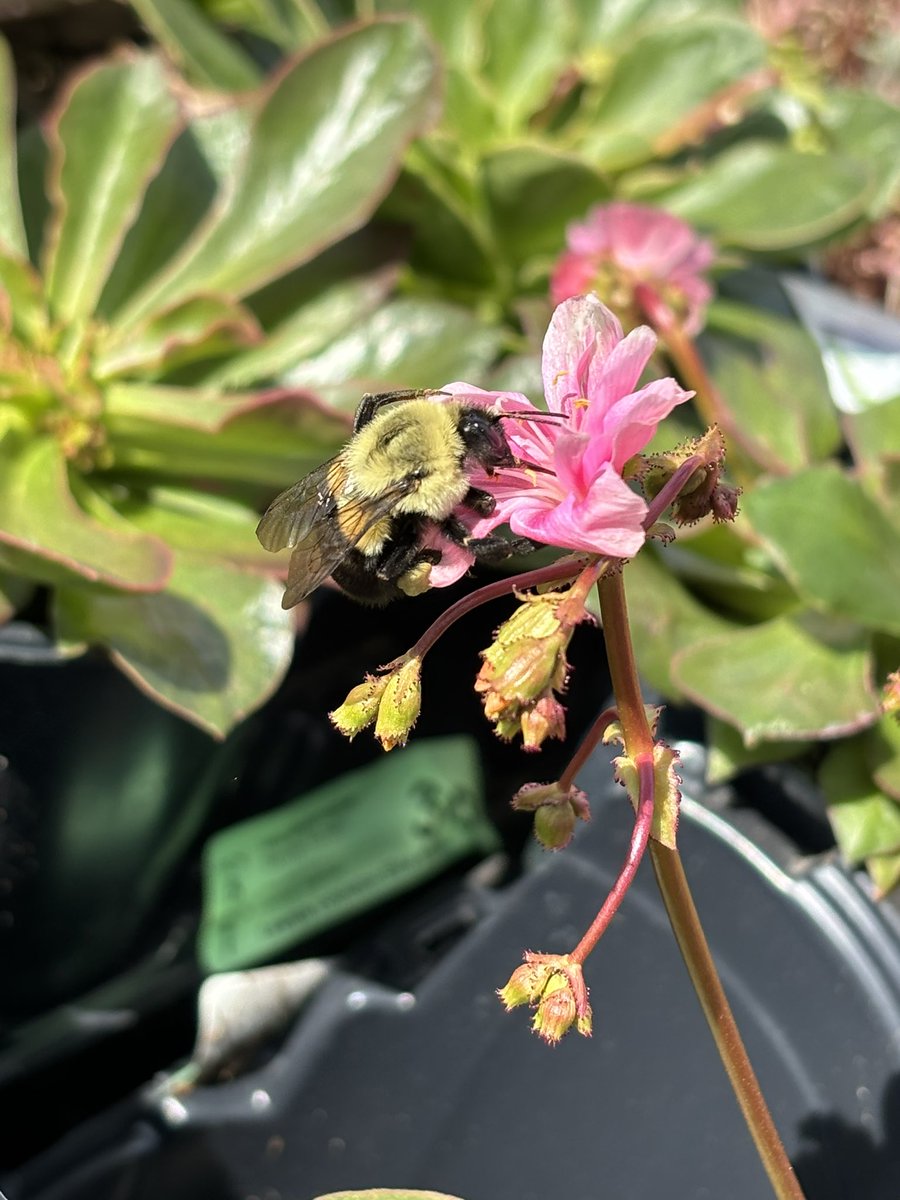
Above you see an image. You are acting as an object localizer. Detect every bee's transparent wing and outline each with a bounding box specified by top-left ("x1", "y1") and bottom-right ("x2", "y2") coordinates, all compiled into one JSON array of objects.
[
  {"x1": 260, "y1": 462, "x2": 416, "y2": 609},
  {"x1": 256, "y1": 460, "x2": 338, "y2": 552}
]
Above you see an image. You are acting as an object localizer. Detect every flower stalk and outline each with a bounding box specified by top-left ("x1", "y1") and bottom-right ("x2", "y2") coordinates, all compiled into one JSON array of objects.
[{"x1": 597, "y1": 567, "x2": 807, "y2": 1200}]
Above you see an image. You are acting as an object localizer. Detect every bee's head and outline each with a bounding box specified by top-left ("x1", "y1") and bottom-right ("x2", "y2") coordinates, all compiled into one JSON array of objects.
[{"x1": 457, "y1": 406, "x2": 516, "y2": 472}]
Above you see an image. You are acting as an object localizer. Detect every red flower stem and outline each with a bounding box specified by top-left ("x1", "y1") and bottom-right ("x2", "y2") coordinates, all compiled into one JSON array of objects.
[
  {"x1": 569, "y1": 752, "x2": 654, "y2": 965},
  {"x1": 661, "y1": 324, "x2": 784, "y2": 479},
  {"x1": 649, "y1": 843, "x2": 806, "y2": 1200},
  {"x1": 598, "y1": 568, "x2": 806, "y2": 1200},
  {"x1": 400, "y1": 556, "x2": 592, "y2": 663},
  {"x1": 558, "y1": 706, "x2": 618, "y2": 793}
]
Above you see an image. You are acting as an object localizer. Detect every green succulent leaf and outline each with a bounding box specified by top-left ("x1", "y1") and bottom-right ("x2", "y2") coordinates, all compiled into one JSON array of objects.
[
  {"x1": 865, "y1": 713, "x2": 900, "y2": 802},
  {"x1": 742, "y1": 465, "x2": 900, "y2": 637},
  {"x1": 111, "y1": 484, "x2": 275, "y2": 569},
  {"x1": 700, "y1": 297, "x2": 841, "y2": 473},
  {"x1": 480, "y1": 0, "x2": 576, "y2": 131},
  {"x1": 821, "y1": 735, "x2": 900, "y2": 862},
  {"x1": 0, "y1": 251, "x2": 49, "y2": 343},
  {"x1": 116, "y1": 22, "x2": 439, "y2": 328},
  {"x1": 0, "y1": 35, "x2": 26, "y2": 257},
  {"x1": 105, "y1": 384, "x2": 347, "y2": 487},
  {"x1": 866, "y1": 850, "x2": 900, "y2": 897},
  {"x1": 56, "y1": 555, "x2": 294, "y2": 739},
  {"x1": 0, "y1": 437, "x2": 171, "y2": 591},
  {"x1": 280, "y1": 297, "x2": 504, "y2": 412},
  {"x1": 208, "y1": 261, "x2": 399, "y2": 388},
  {"x1": 673, "y1": 615, "x2": 878, "y2": 745},
  {"x1": 705, "y1": 715, "x2": 812, "y2": 784},
  {"x1": 579, "y1": 18, "x2": 766, "y2": 171},
  {"x1": 664, "y1": 141, "x2": 870, "y2": 249},
  {"x1": 94, "y1": 295, "x2": 262, "y2": 379},
  {"x1": 822, "y1": 88, "x2": 900, "y2": 219},
  {"x1": 481, "y1": 145, "x2": 610, "y2": 267},
  {"x1": 130, "y1": 0, "x2": 262, "y2": 91},
  {"x1": 623, "y1": 545, "x2": 733, "y2": 701},
  {"x1": 42, "y1": 53, "x2": 182, "y2": 323},
  {"x1": 570, "y1": 0, "x2": 741, "y2": 47}
]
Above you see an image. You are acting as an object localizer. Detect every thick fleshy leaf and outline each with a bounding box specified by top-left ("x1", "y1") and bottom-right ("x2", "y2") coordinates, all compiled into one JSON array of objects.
[
  {"x1": 0, "y1": 251, "x2": 49, "y2": 343},
  {"x1": 821, "y1": 737, "x2": 900, "y2": 862},
  {"x1": 664, "y1": 142, "x2": 869, "y2": 249},
  {"x1": 480, "y1": 0, "x2": 575, "y2": 130},
  {"x1": 865, "y1": 714, "x2": 900, "y2": 802},
  {"x1": 482, "y1": 146, "x2": 610, "y2": 266},
  {"x1": 844, "y1": 396, "x2": 900, "y2": 485},
  {"x1": 116, "y1": 22, "x2": 439, "y2": 328},
  {"x1": 42, "y1": 53, "x2": 181, "y2": 322},
  {"x1": 742, "y1": 466, "x2": 900, "y2": 637},
  {"x1": 130, "y1": 0, "x2": 261, "y2": 91},
  {"x1": 700, "y1": 297, "x2": 841, "y2": 473},
  {"x1": 673, "y1": 615, "x2": 877, "y2": 745},
  {"x1": 106, "y1": 384, "x2": 348, "y2": 487},
  {"x1": 0, "y1": 437, "x2": 171, "y2": 590},
  {"x1": 94, "y1": 295, "x2": 262, "y2": 379},
  {"x1": 111, "y1": 485, "x2": 276, "y2": 569},
  {"x1": 866, "y1": 851, "x2": 900, "y2": 897},
  {"x1": 17, "y1": 125, "x2": 50, "y2": 266},
  {"x1": 822, "y1": 88, "x2": 900, "y2": 219},
  {"x1": 621, "y1": 546, "x2": 733, "y2": 700},
  {"x1": 579, "y1": 18, "x2": 765, "y2": 171},
  {"x1": 662, "y1": 523, "x2": 800, "y2": 623},
  {"x1": 56, "y1": 554, "x2": 294, "y2": 739},
  {"x1": 381, "y1": 156, "x2": 494, "y2": 286},
  {"x1": 705, "y1": 715, "x2": 811, "y2": 785},
  {"x1": 97, "y1": 128, "x2": 221, "y2": 318},
  {"x1": 0, "y1": 35, "x2": 25, "y2": 257},
  {"x1": 280, "y1": 297, "x2": 504, "y2": 412},
  {"x1": 570, "y1": 0, "x2": 740, "y2": 46},
  {"x1": 208, "y1": 261, "x2": 399, "y2": 388},
  {"x1": 372, "y1": 0, "x2": 482, "y2": 69}
]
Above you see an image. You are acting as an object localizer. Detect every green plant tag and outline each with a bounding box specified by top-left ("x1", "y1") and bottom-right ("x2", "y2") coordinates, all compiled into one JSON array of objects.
[{"x1": 199, "y1": 737, "x2": 497, "y2": 973}]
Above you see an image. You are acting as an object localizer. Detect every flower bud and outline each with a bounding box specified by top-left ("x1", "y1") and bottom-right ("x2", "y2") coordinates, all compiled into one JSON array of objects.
[
  {"x1": 329, "y1": 673, "x2": 389, "y2": 739},
  {"x1": 513, "y1": 780, "x2": 591, "y2": 850},
  {"x1": 520, "y1": 694, "x2": 567, "y2": 752},
  {"x1": 374, "y1": 656, "x2": 422, "y2": 751},
  {"x1": 498, "y1": 953, "x2": 592, "y2": 1044},
  {"x1": 533, "y1": 802, "x2": 576, "y2": 851},
  {"x1": 642, "y1": 426, "x2": 739, "y2": 526}
]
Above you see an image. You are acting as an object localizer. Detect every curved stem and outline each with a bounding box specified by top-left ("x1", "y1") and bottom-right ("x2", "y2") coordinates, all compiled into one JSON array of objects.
[
  {"x1": 597, "y1": 569, "x2": 806, "y2": 1200},
  {"x1": 399, "y1": 555, "x2": 591, "y2": 663},
  {"x1": 570, "y1": 753, "x2": 654, "y2": 965},
  {"x1": 649, "y1": 843, "x2": 806, "y2": 1200},
  {"x1": 558, "y1": 706, "x2": 618, "y2": 793}
]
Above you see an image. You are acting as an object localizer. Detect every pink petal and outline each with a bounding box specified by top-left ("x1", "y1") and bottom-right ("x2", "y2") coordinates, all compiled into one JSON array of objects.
[
  {"x1": 509, "y1": 464, "x2": 648, "y2": 558},
  {"x1": 586, "y1": 377, "x2": 693, "y2": 477},
  {"x1": 541, "y1": 295, "x2": 623, "y2": 414}
]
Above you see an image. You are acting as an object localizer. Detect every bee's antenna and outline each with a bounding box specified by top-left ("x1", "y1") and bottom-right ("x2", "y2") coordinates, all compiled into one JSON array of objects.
[{"x1": 501, "y1": 409, "x2": 567, "y2": 425}]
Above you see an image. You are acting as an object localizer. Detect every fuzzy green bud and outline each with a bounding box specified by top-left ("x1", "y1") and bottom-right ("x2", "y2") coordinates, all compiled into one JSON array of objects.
[
  {"x1": 374, "y1": 656, "x2": 422, "y2": 751},
  {"x1": 329, "y1": 674, "x2": 390, "y2": 739}
]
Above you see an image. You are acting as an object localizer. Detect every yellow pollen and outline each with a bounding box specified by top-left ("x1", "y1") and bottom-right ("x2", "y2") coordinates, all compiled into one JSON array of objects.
[{"x1": 574, "y1": 397, "x2": 590, "y2": 409}]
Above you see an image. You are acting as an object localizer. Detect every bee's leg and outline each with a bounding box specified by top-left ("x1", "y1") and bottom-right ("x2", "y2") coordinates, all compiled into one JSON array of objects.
[
  {"x1": 373, "y1": 515, "x2": 439, "y2": 581},
  {"x1": 354, "y1": 388, "x2": 448, "y2": 432},
  {"x1": 441, "y1": 514, "x2": 535, "y2": 561},
  {"x1": 467, "y1": 534, "x2": 536, "y2": 562},
  {"x1": 460, "y1": 486, "x2": 496, "y2": 517}
]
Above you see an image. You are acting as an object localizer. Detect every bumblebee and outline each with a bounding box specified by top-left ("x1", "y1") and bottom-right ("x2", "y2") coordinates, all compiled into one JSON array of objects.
[{"x1": 256, "y1": 389, "x2": 536, "y2": 608}]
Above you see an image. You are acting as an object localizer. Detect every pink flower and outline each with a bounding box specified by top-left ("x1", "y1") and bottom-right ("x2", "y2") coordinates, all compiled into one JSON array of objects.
[
  {"x1": 551, "y1": 202, "x2": 714, "y2": 336},
  {"x1": 434, "y1": 294, "x2": 692, "y2": 583}
]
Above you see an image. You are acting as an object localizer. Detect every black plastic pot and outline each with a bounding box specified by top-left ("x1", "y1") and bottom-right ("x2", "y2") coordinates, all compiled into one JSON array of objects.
[{"x1": 6, "y1": 742, "x2": 900, "y2": 1200}]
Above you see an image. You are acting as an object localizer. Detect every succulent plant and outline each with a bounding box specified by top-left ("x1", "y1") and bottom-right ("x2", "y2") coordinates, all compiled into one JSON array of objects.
[{"x1": 0, "y1": 19, "x2": 444, "y2": 737}]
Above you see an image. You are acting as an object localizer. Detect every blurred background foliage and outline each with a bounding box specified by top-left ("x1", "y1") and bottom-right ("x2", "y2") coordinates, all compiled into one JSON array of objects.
[{"x1": 1, "y1": 0, "x2": 900, "y2": 888}]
